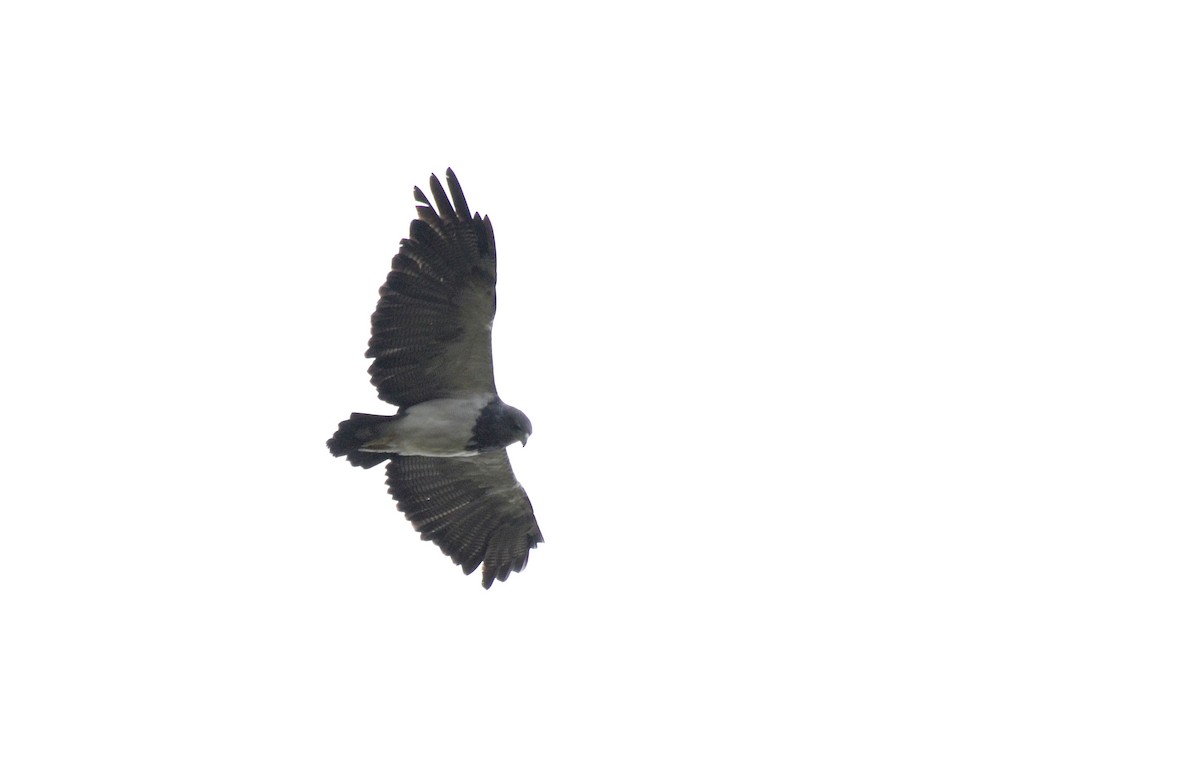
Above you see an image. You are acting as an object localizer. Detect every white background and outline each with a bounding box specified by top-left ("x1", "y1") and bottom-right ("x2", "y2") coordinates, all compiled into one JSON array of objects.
[{"x1": 2, "y1": 2, "x2": 1198, "y2": 762}]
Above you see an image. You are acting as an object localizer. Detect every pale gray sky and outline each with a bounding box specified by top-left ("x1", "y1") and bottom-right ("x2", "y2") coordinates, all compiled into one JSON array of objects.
[{"x1": 2, "y1": 2, "x2": 1198, "y2": 762}]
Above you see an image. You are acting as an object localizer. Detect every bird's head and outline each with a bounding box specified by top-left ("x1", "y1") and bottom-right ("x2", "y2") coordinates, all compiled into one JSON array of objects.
[
  {"x1": 470, "y1": 399, "x2": 533, "y2": 452},
  {"x1": 511, "y1": 407, "x2": 533, "y2": 447}
]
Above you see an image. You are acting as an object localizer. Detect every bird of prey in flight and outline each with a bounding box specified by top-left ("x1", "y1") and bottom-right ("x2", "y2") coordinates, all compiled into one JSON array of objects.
[{"x1": 328, "y1": 169, "x2": 542, "y2": 588}]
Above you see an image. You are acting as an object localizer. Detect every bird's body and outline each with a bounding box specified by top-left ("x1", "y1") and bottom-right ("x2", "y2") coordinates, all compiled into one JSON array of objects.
[
  {"x1": 360, "y1": 394, "x2": 498, "y2": 457},
  {"x1": 327, "y1": 169, "x2": 542, "y2": 588}
]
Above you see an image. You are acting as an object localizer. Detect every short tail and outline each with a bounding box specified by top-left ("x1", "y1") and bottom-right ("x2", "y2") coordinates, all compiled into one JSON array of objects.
[{"x1": 328, "y1": 413, "x2": 395, "y2": 468}]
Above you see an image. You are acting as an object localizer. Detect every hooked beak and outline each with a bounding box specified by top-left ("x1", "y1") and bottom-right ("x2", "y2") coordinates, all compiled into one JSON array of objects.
[{"x1": 520, "y1": 434, "x2": 528, "y2": 447}]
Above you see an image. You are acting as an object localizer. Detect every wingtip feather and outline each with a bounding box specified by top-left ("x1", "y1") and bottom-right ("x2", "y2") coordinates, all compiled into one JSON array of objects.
[
  {"x1": 445, "y1": 168, "x2": 470, "y2": 220},
  {"x1": 427, "y1": 173, "x2": 454, "y2": 219}
]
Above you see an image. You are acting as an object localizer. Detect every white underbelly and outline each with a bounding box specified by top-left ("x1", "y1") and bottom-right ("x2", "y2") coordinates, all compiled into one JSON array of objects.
[{"x1": 370, "y1": 395, "x2": 492, "y2": 457}]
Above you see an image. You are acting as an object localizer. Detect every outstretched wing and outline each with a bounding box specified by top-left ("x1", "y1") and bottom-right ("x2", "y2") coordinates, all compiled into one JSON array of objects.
[
  {"x1": 386, "y1": 452, "x2": 543, "y2": 588},
  {"x1": 368, "y1": 168, "x2": 499, "y2": 408}
]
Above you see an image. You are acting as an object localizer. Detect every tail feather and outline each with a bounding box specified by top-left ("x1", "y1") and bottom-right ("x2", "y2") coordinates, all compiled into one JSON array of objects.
[{"x1": 328, "y1": 413, "x2": 395, "y2": 468}]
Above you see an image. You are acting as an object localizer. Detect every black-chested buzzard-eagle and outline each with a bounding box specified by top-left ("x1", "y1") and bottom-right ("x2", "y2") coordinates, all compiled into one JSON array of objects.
[{"x1": 328, "y1": 169, "x2": 541, "y2": 588}]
